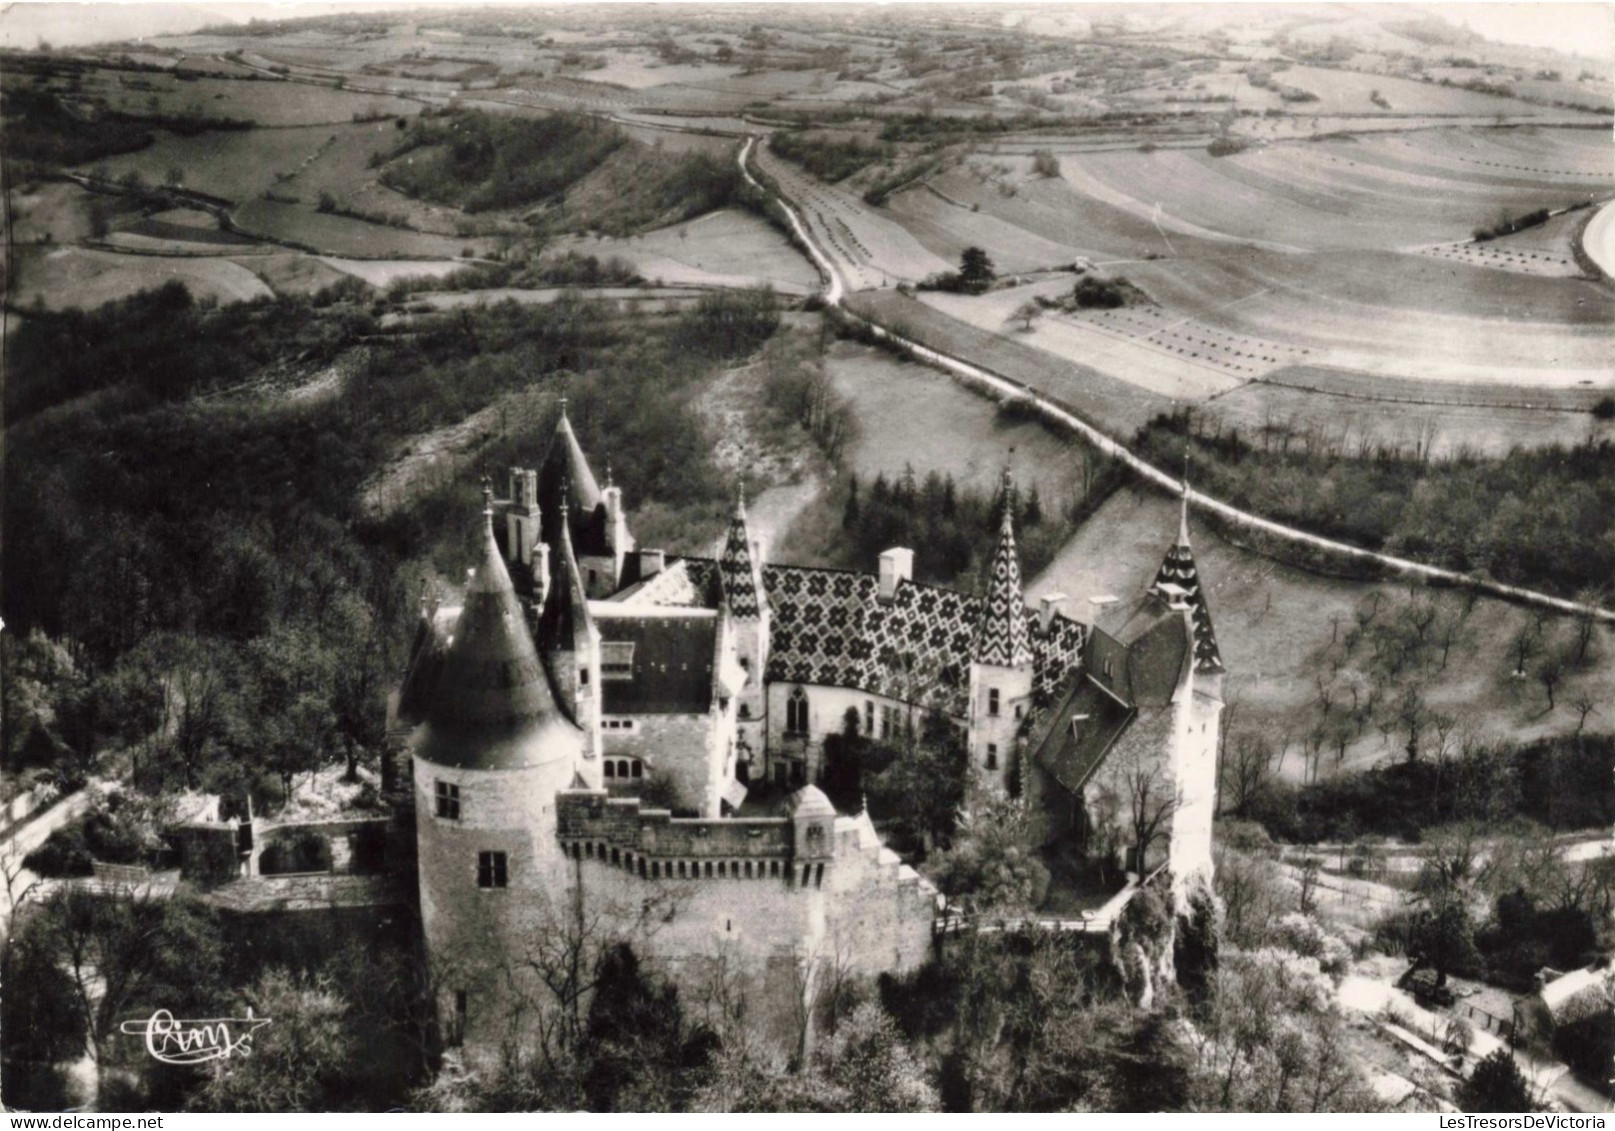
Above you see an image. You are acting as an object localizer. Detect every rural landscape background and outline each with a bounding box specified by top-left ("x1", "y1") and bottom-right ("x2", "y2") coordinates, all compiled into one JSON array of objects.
[{"x1": 1, "y1": 0, "x2": 1611, "y2": 1114}]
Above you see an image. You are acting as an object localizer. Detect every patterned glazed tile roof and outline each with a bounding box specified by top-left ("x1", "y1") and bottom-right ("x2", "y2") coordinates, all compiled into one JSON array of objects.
[
  {"x1": 760, "y1": 564, "x2": 1086, "y2": 715},
  {"x1": 1148, "y1": 502, "x2": 1223, "y2": 674},
  {"x1": 974, "y1": 498, "x2": 1034, "y2": 668},
  {"x1": 608, "y1": 552, "x2": 1087, "y2": 714},
  {"x1": 718, "y1": 499, "x2": 766, "y2": 620}
]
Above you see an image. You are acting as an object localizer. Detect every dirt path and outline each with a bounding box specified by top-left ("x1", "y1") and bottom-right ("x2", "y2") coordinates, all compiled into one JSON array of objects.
[{"x1": 739, "y1": 136, "x2": 1615, "y2": 627}]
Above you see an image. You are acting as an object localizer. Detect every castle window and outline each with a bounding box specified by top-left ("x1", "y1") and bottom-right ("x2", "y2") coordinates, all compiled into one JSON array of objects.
[
  {"x1": 988, "y1": 688, "x2": 1000, "y2": 717},
  {"x1": 604, "y1": 761, "x2": 616, "y2": 779},
  {"x1": 786, "y1": 686, "x2": 808, "y2": 735},
  {"x1": 631, "y1": 760, "x2": 643, "y2": 779},
  {"x1": 435, "y1": 781, "x2": 461, "y2": 820},
  {"x1": 477, "y1": 851, "x2": 507, "y2": 889},
  {"x1": 739, "y1": 702, "x2": 750, "y2": 719},
  {"x1": 864, "y1": 700, "x2": 874, "y2": 736},
  {"x1": 580, "y1": 668, "x2": 590, "y2": 687},
  {"x1": 601, "y1": 643, "x2": 635, "y2": 681},
  {"x1": 986, "y1": 744, "x2": 999, "y2": 771},
  {"x1": 880, "y1": 705, "x2": 899, "y2": 741}
]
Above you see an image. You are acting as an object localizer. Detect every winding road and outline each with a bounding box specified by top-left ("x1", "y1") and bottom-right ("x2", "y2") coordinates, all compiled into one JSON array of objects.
[{"x1": 737, "y1": 137, "x2": 1615, "y2": 626}]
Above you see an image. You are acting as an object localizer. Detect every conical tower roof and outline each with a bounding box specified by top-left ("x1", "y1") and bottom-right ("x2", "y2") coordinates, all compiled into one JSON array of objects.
[
  {"x1": 974, "y1": 471, "x2": 1033, "y2": 668},
  {"x1": 416, "y1": 504, "x2": 583, "y2": 769},
  {"x1": 538, "y1": 400, "x2": 604, "y2": 546},
  {"x1": 1148, "y1": 487, "x2": 1224, "y2": 675},
  {"x1": 718, "y1": 487, "x2": 767, "y2": 620},
  {"x1": 538, "y1": 498, "x2": 595, "y2": 661}
]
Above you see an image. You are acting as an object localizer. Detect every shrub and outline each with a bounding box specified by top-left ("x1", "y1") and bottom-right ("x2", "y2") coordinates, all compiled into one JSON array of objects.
[
  {"x1": 1030, "y1": 149, "x2": 1060, "y2": 178},
  {"x1": 1206, "y1": 136, "x2": 1250, "y2": 157},
  {"x1": 1591, "y1": 396, "x2": 1615, "y2": 421}
]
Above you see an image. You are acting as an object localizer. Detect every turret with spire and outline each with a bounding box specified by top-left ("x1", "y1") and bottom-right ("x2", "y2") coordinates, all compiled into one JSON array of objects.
[
  {"x1": 968, "y1": 466, "x2": 1035, "y2": 791},
  {"x1": 1148, "y1": 480, "x2": 1223, "y2": 675},
  {"x1": 718, "y1": 482, "x2": 771, "y2": 769}
]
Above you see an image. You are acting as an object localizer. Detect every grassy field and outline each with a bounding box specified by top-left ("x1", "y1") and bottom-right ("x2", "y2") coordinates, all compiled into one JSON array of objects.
[
  {"x1": 9, "y1": 245, "x2": 274, "y2": 310},
  {"x1": 754, "y1": 142, "x2": 954, "y2": 289},
  {"x1": 76, "y1": 70, "x2": 422, "y2": 126},
  {"x1": 242, "y1": 253, "x2": 355, "y2": 295},
  {"x1": 86, "y1": 124, "x2": 353, "y2": 204},
  {"x1": 545, "y1": 208, "x2": 820, "y2": 294},
  {"x1": 230, "y1": 198, "x2": 494, "y2": 258},
  {"x1": 1028, "y1": 484, "x2": 1615, "y2": 781},
  {"x1": 846, "y1": 289, "x2": 1175, "y2": 437},
  {"x1": 823, "y1": 337, "x2": 1082, "y2": 498}
]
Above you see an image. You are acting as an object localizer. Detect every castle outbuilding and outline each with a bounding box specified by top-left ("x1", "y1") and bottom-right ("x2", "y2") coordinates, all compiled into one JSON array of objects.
[{"x1": 393, "y1": 406, "x2": 1225, "y2": 1059}]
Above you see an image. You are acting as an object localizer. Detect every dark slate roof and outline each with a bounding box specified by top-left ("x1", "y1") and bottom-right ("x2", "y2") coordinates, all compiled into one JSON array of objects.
[
  {"x1": 597, "y1": 613, "x2": 719, "y2": 715},
  {"x1": 538, "y1": 509, "x2": 594, "y2": 659},
  {"x1": 413, "y1": 510, "x2": 585, "y2": 770},
  {"x1": 1028, "y1": 674, "x2": 1137, "y2": 794},
  {"x1": 1148, "y1": 499, "x2": 1223, "y2": 674},
  {"x1": 538, "y1": 411, "x2": 607, "y2": 555},
  {"x1": 974, "y1": 496, "x2": 1033, "y2": 668},
  {"x1": 1088, "y1": 601, "x2": 1191, "y2": 709}
]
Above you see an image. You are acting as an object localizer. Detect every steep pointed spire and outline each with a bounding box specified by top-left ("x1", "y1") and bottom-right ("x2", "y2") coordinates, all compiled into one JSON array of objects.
[
  {"x1": 538, "y1": 492, "x2": 595, "y2": 662},
  {"x1": 1149, "y1": 486, "x2": 1224, "y2": 674},
  {"x1": 416, "y1": 504, "x2": 582, "y2": 768},
  {"x1": 719, "y1": 483, "x2": 766, "y2": 619},
  {"x1": 974, "y1": 470, "x2": 1033, "y2": 668},
  {"x1": 538, "y1": 399, "x2": 603, "y2": 553}
]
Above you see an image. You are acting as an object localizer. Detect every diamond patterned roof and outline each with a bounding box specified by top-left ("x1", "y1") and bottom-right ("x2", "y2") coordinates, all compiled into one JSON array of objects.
[
  {"x1": 974, "y1": 497, "x2": 1034, "y2": 668},
  {"x1": 760, "y1": 564, "x2": 1085, "y2": 715},
  {"x1": 1148, "y1": 499, "x2": 1223, "y2": 675},
  {"x1": 718, "y1": 500, "x2": 766, "y2": 620}
]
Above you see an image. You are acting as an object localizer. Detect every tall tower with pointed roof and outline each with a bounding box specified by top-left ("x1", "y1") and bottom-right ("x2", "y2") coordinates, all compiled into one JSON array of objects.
[
  {"x1": 1149, "y1": 485, "x2": 1222, "y2": 890},
  {"x1": 718, "y1": 486, "x2": 771, "y2": 775},
  {"x1": 538, "y1": 399, "x2": 633, "y2": 597},
  {"x1": 967, "y1": 471, "x2": 1036, "y2": 792},
  {"x1": 405, "y1": 499, "x2": 594, "y2": 1055}
]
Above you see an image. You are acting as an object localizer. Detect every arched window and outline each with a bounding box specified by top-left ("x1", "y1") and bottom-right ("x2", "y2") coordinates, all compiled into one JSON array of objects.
[
  {"x1": 786, "y1": 686, "x2": 808, "y2": 735},
  {"x1": 604, "y1": 761, "x2": 616, "y2": 779}
]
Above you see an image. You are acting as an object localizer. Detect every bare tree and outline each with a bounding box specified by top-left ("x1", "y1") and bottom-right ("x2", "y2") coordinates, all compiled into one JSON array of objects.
[
  {"x1": 1535, "y1": 650, "x2": 1565, "y2": 713},
  {"x1": 1569, "y1": 694, "x2": 1599, "y2": 735},
  {"x1": 1508, "y1": 621, "x2": 1541, "y2": 677}
]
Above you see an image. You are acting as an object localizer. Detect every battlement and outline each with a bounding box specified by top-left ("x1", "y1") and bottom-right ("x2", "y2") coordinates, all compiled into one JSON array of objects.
[{"x1": 558, "y1": 790, "x2": 797, "y2": 881}]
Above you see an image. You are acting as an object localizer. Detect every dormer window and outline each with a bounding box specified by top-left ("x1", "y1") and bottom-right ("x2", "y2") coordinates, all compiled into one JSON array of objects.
[{"x1": 601, "y1": 642, "x2": 634, "y2": 681}]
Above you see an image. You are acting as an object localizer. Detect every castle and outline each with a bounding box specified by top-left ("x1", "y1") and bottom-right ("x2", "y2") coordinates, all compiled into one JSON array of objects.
[{"x1": 393, "y1": 404, "x2": 1224, "y2": 1058}]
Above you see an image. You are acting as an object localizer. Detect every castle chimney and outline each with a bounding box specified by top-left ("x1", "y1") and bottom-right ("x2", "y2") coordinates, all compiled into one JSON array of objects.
[
  {"x1": 534, "y1": 542, "x2": 552, "y2": 606},
  {"x1": 1039, "y1": 592, "x2": 1067, "y2": 631},
  {"x1": 878, "y1": 548, "x2": 914, "y2": 603},
  {"x1": 638, "y1": 548, "x2": 665, "y2": 579}
]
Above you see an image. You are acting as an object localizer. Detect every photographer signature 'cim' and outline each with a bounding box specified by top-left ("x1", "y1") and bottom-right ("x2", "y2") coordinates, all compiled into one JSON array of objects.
[{"x1": 120, "y1": 1009, "x2": 272, "y2": 1065}]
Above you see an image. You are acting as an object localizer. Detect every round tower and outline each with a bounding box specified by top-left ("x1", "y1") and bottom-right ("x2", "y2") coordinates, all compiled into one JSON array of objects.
[{"x1": 411, "y1": 500, "x2": 586, "y2": 1058}]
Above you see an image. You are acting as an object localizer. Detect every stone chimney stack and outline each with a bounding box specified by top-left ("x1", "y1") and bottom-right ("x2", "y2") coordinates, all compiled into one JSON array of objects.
[
  {"x1": 638, "y1": 548, "x2": 665, "y2": 579},
  {"x1": 878, "y1": 548, "x2": 914, "y2": 603},
  {"x1": 1039, "y1": 592, "x2": 1067, "y2": 632}
]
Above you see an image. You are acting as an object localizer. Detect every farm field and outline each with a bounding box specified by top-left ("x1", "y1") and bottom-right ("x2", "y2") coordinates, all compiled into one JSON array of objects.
[
  {"x1": 918, "y1": 281, "x2": 1250, "y2": 399},
  {"x1": 754, "y1": 142, "x2": 953, "y2": 289},
  {"x1": 884, "y1": 185, "x2": 1082, "y2": 275},
  {"x1": 8, "y1": 182, "x2": 105, "y2": 245},
  {"x1": 75, "y1": 70, "x2": 423, "y2": 126},
  {"x1": 1414, "y1": 211, "x2": 1587, "y2": 279},
  {"x1": 546, "y1": 208, "x2": 821, "y2": 294},
  {"x1": 1584, "y1": 201, "x2": 1615, "y2": 278},
  {"x1": 230, "y1": 198, "x2": 494, "y2": 258},
  {"x1": 845, "y1": 289, "x2": 1174, "y2": 437},
  {"x1": 1054, "y1": 136, "x2": 1610, "y2": 253},
  {"x1": 316, "y1": 257, "x2": 477, "y2": 287},
  {"x1": 9, "y1": 245, "x2": 273, "y2": 310},
  {"x1": 241, "y1": 253, "x2": 354, "y2": 295},
  {"x1": 1204, "y1": 381, "x2": 1613, "y2": 459},
  {"x1": 1028, "y1": 485, "x2": 1615, "y2": 779},
  {"x1": 85, "y1": 124, "x2": 357, "y2": 205},
  {"x1": 272, "y1": 119, "x2": 469, "y2": 236},
  {"x1": 823, "y1": 337, "x2": 1083, "y2": 499}
]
